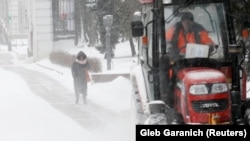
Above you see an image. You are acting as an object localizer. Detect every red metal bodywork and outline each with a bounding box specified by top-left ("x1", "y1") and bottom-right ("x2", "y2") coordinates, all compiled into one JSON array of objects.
[{"x1": 174, "y1": 67, "x2": 232, "y2": 124}]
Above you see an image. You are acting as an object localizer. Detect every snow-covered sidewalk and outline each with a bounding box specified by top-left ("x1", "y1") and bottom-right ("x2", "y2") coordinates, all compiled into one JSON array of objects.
[{"x1": 0, "y1": 40, "x2": 136, "y2": 141}]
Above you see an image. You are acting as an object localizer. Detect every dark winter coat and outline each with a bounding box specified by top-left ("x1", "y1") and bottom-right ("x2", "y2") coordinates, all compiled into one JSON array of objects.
[{"x1": 71, "y1": 58, "x2": 90, "y2": 96}]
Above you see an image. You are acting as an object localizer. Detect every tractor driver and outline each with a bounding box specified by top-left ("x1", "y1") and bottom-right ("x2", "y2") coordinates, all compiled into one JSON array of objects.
[
  {"x1": 161, "y1": 12, "x2": 216, "y2": 107},
  {"x1": 165, "y1": 12, "x2": 215, "y2": 62}
]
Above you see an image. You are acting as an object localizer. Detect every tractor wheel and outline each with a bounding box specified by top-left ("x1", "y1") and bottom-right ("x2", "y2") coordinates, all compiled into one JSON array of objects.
[
  {"x1": 244, "y1": 108, "x2": 250, "y2": 125},
  {"x1": 165, "y1": 108, "x2": 184, "y2": 124}
]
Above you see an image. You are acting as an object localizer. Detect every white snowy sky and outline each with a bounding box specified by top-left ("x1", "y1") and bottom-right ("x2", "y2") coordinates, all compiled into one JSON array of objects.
[{"x1": 0, "y1": 40, "x2": 136, "y2": 141}]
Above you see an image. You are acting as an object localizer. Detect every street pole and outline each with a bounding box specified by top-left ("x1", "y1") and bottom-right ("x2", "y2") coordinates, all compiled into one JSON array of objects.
[
  {"x1": 103, "y1": 15, "x2": 113, "y2": 70},
  {"x1": 105, "y1": 26, "x2": 111, "y2": 70}
]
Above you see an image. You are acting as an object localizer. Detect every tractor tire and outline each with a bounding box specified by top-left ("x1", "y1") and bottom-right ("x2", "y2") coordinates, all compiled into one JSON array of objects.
[{"x1": 165, "y1": 108, "x2": 184, "y2": 124}]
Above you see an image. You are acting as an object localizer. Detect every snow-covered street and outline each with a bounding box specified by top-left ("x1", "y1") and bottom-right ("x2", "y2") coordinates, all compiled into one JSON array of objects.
[
  {"x1": 0, "y1": 42, "x2": 136, "y2": 141},
  {"x1": 0, "y1": 38, "x2": 250, "y2": 140}
]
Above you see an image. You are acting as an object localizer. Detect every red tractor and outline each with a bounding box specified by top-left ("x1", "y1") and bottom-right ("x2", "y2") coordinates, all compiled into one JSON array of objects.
[{"x1": 130, "y1": 0, "x2": 250, "y2": 125}]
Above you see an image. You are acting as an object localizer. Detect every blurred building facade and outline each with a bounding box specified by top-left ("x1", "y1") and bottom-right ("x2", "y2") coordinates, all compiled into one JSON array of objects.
[
  {"x1": 27, "y1": 0, "x2": 53, "y2": 61},
  {"x1": 0, "y1": 0, "x2": 11, "y2": 49},
  {"x1": 5, "y1": 0, "x2": 77, "y2": 61}
]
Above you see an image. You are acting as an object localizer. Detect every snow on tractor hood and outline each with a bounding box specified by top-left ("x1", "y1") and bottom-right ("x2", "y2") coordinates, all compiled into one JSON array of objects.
[{"x1": 177, "y1": 67, "x2": 226, "y2": 84}]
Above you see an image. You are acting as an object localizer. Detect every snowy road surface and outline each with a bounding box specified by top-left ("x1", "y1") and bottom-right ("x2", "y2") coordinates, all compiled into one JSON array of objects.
[{"x1": 0, "y1": 51, "x2": 135, "y2": 141}]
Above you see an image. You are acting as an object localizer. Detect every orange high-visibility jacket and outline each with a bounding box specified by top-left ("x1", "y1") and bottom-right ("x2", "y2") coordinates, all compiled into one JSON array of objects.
[{"x1": 166, "y1": 22, "x2": 214, "y2": 54}]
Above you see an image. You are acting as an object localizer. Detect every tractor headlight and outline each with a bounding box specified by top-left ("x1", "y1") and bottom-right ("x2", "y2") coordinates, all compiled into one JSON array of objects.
[
  {"x1": 189, "y1": 83, "x2": 228, "y2": 95},
  {"x1": 211, "y1": 83, "x2": 228, "y2": 94},
  {"x1": 189, "y1": 84, "x2": 208, "y2": 95}
]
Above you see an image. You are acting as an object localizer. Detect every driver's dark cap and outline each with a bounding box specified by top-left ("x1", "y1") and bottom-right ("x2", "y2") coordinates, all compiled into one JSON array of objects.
[{"x1": 181, "y1": 12, "x2": 194, "y2": 21}]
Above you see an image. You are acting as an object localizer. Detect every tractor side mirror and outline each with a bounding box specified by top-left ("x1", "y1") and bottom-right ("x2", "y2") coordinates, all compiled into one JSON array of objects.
[
  {"x1": 131, "y1": 11, "x2": 144, "y2": 37},
  {"x1": 131, "y1": 21, "x2": 144, "y2": 37}
]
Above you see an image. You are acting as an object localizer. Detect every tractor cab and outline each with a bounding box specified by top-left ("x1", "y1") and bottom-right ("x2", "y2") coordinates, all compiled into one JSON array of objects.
[
  {"x1": 164, "y1": 3, "x2": 224, "y2": 62},
  {"x1": 130, "y1": 0, "x2": 250, "y2": 125}
]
